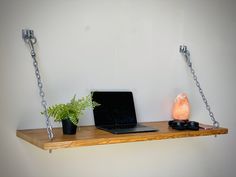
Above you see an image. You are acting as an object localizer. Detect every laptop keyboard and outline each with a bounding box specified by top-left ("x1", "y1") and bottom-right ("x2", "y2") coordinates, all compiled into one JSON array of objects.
[{"x1": 102, "y1": 124, "x2": 146, "y2": 130}]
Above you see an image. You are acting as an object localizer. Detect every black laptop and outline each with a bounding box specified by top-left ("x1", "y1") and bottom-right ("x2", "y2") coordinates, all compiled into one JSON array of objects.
[{"x1": 92, "y1": 91, "x2": 158, "y2": 134}]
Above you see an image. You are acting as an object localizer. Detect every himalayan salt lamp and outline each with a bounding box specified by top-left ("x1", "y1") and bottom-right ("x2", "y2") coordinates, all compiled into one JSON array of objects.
[{"x1": 172, "y1": 93, "x2": 190, "y2": 121}]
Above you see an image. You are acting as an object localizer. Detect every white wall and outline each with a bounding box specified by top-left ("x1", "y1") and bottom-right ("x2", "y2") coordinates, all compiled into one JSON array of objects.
[{"x1": 0, "y1": 0, "x2": 235, "y2": 177}]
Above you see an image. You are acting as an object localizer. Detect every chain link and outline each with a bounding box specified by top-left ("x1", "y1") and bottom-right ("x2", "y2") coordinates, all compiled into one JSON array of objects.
[
  {"x1": 180, "y1": 46, "x2": 219, "y2": 128},
  {"x1": 27, "y1": 39, "x2": 54, "y2": 140}
]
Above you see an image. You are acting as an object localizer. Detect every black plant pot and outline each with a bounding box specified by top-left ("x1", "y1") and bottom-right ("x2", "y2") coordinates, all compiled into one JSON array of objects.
[{"x1": 62, "y1": 119, "x2": 77, "y2": 135}]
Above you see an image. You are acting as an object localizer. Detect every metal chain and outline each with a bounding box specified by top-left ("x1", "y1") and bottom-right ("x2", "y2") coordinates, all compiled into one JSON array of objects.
[
  {"x1": 22, "y1": 29, "x2": 54, "y2": 140},
  {"x1": 179, "y1": 45, "x2": 220, "y2": 128}
]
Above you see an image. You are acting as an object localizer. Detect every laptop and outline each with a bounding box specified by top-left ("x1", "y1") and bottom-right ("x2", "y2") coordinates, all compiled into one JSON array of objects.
[{"x1": 92, "y1": 91, "x2": 158, "y2": 134}]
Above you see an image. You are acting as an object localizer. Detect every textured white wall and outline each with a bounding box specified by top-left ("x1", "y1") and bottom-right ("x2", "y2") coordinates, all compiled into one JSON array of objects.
[{"x1": 0, "y1": 0, "x2": 235, "y2": 177}]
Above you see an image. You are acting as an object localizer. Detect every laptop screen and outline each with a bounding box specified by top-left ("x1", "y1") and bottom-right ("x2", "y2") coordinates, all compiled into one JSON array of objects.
[{"x1": 92, "y1": 91, "x2": 137, "y2": 127}]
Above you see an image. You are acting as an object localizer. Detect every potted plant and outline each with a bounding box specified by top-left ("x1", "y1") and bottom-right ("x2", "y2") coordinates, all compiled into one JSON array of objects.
[{"x1": 45, "y1": 94, "x2": 100, "y2": 135}]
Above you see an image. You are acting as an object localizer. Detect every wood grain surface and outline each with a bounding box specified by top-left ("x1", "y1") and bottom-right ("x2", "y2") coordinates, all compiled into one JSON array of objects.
[{"x1": 16, "y1": 121, "x2": 228, "y2": 150}]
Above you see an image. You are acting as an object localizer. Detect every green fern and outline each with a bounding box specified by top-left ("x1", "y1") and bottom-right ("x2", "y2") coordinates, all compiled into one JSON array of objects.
[{"x1": 45, "y1": 94, "x2": 100, "y2": 126}]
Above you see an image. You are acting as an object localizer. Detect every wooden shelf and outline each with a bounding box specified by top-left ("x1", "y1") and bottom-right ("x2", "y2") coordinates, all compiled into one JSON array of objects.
[{"x1": 16, "y1": 121, "x2": 228, "y2": 150}]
